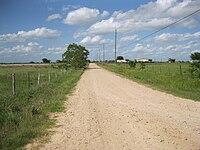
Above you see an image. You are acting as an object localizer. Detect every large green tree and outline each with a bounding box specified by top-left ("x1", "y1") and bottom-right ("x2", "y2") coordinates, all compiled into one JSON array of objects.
[
  {"x1": 62, "y1": 43, "x2": 89, "y2": 69},
  {"x1": 190, "y1": 52, "x2": 200, "y2": 78},
  {"x1": 116, "y1": 56, "x2": 124, "y2": 60},
  {"x1": 42, "y1": 58, "x2": 50, "y2": 63},
  {"x1": 191, "y1": 52, "x2": 200, "y2": 61}
]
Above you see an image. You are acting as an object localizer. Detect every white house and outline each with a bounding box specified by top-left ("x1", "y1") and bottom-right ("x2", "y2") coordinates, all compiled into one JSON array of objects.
[
  {"x1": 117, "y1": 60, "x2": 127, "y2": 63},
  {"x1": 136, "y1": 58, "x2": 152, "y2": 63}
]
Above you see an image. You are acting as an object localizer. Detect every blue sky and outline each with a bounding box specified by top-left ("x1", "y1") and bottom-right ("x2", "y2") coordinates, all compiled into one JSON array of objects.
[{"x1": 0, "y1": 0, "x2": 200, "y2": 63}]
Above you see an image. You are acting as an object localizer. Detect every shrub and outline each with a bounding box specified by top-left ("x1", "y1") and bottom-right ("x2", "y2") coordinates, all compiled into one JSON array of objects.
[
  {"x1": 190, "y1": 52, "x2": 200, "y2": 78},
  {"x1": 140, "y1": 62, "x2": 145, "y2": 69},
  {"x1": 128, "y1": 61, "x2": 136, "y2": 68},
  {"x1": 189, "y1": 62, "x2": 200, "y2": 78}
]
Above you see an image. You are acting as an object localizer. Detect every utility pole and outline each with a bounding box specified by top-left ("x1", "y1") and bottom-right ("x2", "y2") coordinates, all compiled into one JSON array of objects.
[
  {"x1": 114, "y1": 29, "x2": 117, "y2": 64},
  {"x1": 99, "y1": 49, "x2": 101, "y2": 62},
  {"x1": 103, "y1": 44, "x2": 105, "y2": 62},
  {"x1": 96, "y1": 51, "x2": 98, "y2": 62}
]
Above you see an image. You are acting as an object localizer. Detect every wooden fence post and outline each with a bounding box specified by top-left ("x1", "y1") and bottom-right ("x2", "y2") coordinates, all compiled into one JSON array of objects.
[
  {"x1": 180, "y1": 65, "x2": 182, "y2": 75},
  {"x1": 49, "y1": 72, "x2": 51, "y2": 83},
  {"x1": 27, "y1": 72, "x2": 30, "y2": 89},
  {"x1": 12, "y1": 73, "x2": 16, "y2": 95},
  {"x1": 55, "y1": 72, "x2": 58, "y2": 81},
  {"x1": 37, "y1": 73, "x2": 40, "y2": 85}
]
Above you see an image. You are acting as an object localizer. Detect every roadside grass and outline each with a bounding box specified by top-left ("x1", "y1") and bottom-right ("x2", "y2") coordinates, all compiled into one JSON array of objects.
[
  {"x1": 0, "y1": 65, "x2": 83, "y2": 150},
  {"x1": 97, "y1": 63, "x2": 200, "y2": 101},
  {"x1": 0, "y1": 65, "x2": 57, "y2": 97}
]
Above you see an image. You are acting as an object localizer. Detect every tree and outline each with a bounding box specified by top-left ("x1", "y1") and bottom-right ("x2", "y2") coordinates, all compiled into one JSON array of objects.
[
  {"x1": 56, "y1": 60, "x2": 63, "y2": 63},
  {"x1": 148, "y1": 59, "x2": 153, "y2": 62},
  {"x1": 168, "y1": 58, "x2": 175, "y2": 63},
  {"x1": 62, "y1": 43, "x2": 89, "y2": 69},
  {"x1": 190, "y1": 52, "x2": 200, "y2": 78},
  {"x1": 191, "y1": 52, "x2": 200, "y2": 61},
  {"x1": 117, "y1": 56, "x2": 124, "y2": 60},
  {"x1": 42, "y1": 58, "x2": 50, "y2": 63}
]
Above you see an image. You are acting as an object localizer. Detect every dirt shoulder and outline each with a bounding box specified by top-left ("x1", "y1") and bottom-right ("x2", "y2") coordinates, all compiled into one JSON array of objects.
[{"x1": 26, "y1": 63, "x2": 200, "y2": 150}]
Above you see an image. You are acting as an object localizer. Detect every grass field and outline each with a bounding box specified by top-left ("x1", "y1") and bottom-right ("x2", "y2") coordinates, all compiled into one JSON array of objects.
[
  {"x1": 98, "y1": 62, "x2": 200, "y2": 101},
  {"x1": 0, "y1": 65, "x2": 55, "y2": 96},
  {"x1": 0, "y1": 65, "x2": 83, "y2": 150}
]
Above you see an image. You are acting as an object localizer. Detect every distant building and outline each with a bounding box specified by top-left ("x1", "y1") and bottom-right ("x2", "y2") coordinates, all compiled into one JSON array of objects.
[
  {"x1": 136, "y1": 58, "x2": 152, "y2": 63},
  {"x1": 117, "y1": 60, "x2": 127, "y2": 63}
]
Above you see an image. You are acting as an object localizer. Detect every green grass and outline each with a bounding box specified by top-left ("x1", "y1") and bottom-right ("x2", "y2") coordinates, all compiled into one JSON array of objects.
[
  {"x1": 98, "y1": 62, "x2": 200, "y2": 101},
  {"x1": 0, "y1": 65, "x2": 84, "y2": 150},
  {"x1": 0, "y1": 65, "x2": 63, "y2": 97}
]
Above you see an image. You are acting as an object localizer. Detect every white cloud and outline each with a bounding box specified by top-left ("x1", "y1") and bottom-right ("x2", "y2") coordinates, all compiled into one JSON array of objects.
[
  {"x1": 0, "y1": 27, "x2": 61, "y2": 43},
  {"x1": 62, "y1": 5, "x2": 80, "y2": 13},
  {"x1": 47, "y1": 46, "x2": 66, "y2": 54},
  {"x1": 27, "y1": 42, "x2": 39, "y2": 46},
  {"x1": 156, "y1": 0, "x2": 176, "y2": 9},
  {"x1": 132, "y1": 43, "x2": 149, "y2": 52},
  {"x1": 77, "y1": 0, "x2": 200, "y2": 36},
  {"x1": 155, "y1": 32, "x2": 200, "y2": 41},
  {"x1": 86, "y1": 18, "x2": 116, "y2": 35},
  {"x1": 101, "y1": 11, "x2": 109, "y2": 18},
  {"x1": 0, "y1": 42, "x2": 43, "y2": 54},
  {"x1": 120, "y1": 35, "x2": 139, "y2": 42},
  {"x1": 0, "y1": 43, "x2": 68, "y2": 62},
  {"x1": 46, "y1": 13, "x2": 62, "y2": 21},
  {"x1": 80, "y1": 35, "x2": 113, "y2": 45},
  {"x1": 117, "y1": 31, "x2": 200, "y2": 61},
  {"x1": 167, "y1": 0, "x2": 200, "y2": 18},
  {"x1": 0, "y1": 47, "x2": 10, "y2": 55},
  {"x1": 191, "y1": 49, "x2": 200, "y2": 54},
  {"x1": 63, "y1": 7, "x2": 109, "y2": 25},
  {"x1": 80, "y1": 36, "x2": 101, "y2": 44}
]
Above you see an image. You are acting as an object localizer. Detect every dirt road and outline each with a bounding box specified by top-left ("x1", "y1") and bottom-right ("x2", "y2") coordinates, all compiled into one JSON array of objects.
[{"x1": 29, "y1": 63, "x2": 200, "y2": 150}]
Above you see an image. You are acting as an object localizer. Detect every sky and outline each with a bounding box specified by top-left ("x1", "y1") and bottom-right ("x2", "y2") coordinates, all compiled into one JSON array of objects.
[{"x1": 0, "y1": 0, "x2": 200, "y2": 63}]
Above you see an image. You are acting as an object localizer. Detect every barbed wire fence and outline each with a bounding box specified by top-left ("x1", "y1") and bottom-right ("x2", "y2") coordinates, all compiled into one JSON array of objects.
[{"x1": 0, "y1": 69, "x2": 67, "y2": 97}]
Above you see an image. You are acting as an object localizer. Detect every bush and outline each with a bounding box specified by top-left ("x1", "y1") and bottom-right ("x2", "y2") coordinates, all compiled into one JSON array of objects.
[
  {"x1": 189, "y1": 62, "x2": 200, "y2": 78},
  {"x1": 140, "y1": 62, "x2": 145, "y2": 69},
  {"x1": 128, "y1": 61, "x2": 136, "y2": 68},
  {"x1": 190, "y1": 52, "x2": 200, "y2": 78}
]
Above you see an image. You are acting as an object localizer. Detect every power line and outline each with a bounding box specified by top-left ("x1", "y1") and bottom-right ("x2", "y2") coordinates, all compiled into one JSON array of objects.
[{"x1": 119, "y1": 8, "x2": 200, "y2": 50}]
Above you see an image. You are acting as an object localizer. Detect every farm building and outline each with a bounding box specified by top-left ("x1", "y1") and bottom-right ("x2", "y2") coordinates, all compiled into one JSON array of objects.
[
  {"x1": 117, "y1": 59, "x2": 127, "y2": 63},
  {"x1": 136, "y1": 58, "x2": 152, "y2": 63}
]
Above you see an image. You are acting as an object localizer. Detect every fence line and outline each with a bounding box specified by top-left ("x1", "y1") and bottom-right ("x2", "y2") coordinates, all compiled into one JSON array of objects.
[{"x1": 0, "y1": 70, "x2": 66, "y2": 96}]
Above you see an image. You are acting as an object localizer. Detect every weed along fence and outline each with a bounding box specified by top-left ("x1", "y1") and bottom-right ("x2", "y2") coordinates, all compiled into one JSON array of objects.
[
  {"x1": 144, "y1": 64, "x2": 185, "y2": 76},
  {"x1": 0, "y1": 70, "x2": 67, "y2": 96},
  {"x1": 116, "y1": 63, "x2": 187, "y2": 76}
]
